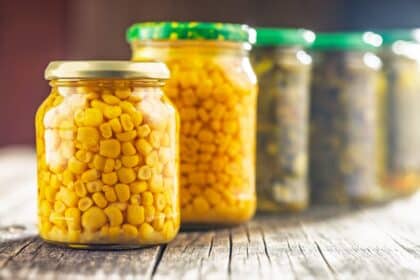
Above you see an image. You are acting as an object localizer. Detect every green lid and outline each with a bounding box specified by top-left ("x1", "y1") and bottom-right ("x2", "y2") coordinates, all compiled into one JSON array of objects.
[
  {"x1": 311, "y1": 32, "x2": 383, "y2": 51},
  {"x1": 378, "y1": 29, "x2": 420, "y2": 46},
  {"x1": 255, "y1": 28, "x2": 315, "y2": 47},
  {"x1": 126, "y1": 22, "x2": 256, "y2": 44}
]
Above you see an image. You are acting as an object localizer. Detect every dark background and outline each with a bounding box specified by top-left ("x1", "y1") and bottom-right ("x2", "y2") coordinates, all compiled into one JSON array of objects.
[{"x1": 1, "y1": 0, "x2": 419, "y2": 146}]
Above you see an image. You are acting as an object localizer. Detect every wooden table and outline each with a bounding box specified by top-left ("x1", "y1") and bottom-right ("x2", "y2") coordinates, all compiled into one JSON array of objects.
[{"x1": 1, "y1": 147, "x2": 420, "y2": 279}]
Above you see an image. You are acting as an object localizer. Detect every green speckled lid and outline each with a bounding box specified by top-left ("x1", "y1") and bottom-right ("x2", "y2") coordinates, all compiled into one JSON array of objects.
[{"x1": 126, "y1": 22, "x2": 256, "y2": 44}]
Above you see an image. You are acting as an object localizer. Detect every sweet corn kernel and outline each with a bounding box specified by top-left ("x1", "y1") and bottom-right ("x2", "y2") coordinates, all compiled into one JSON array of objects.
[
  {"x1": 130, "y1": 181, "x2": 148, "y2": 194},
  {"x1": 83, "y1": 108, "x2": 103, "y2": 126},
  {"x1": 116, "y1": 130, "x2": 137, "y2": 142},
  {"x1": 81, "y1": 207, "x2": 106, "y2": 231},
  {"x1": 127, "y1": 204, "x2": 145, "y2": 225},
  {"x1": 68, "y1": 157, "x2": 87, "y2": 174},
  {"x1": 75, "y1": 150, "x2": 92, "y2": 163},
  {"x1": 115, "y1": 88, "x2": 131, "y2": 99},
  {"x1": 120, "y1": 113, "x2": 134, "y2": 131},
  {"x1": 92, "y1": 192, "x2": 108, "y2": 208},
  {"x1": 99, "y1": 139, "x2": 121, "y2": 158},
  {"x1": 122, "y1": 224, "x2": 138, "y2": 239},
  {"x1": 144, "y1": 206, "x2": 155, "y2": 223},
  {"x1": 121, "y1": 155, "x2": 140, "y2": 168},
  {"x1": 58, "y1": 188, "x2": 78, "y2": 207},
  {"x1": 120, "y1": 101, "x2": 136, "y2": 114},
  {"x1": 146, "y1": 151, "x2": 159, "y2": 166},
  {"x1": 139, "y1": 223, "x2": 154, "y2": 240},
  {"x1": 117, "y1": 167, "x2": 136, "y2": 184},
  {"x1": 65, "y1": 207, "x2": 81, "y2": 230},
  {"x1": 78, "y1": 197, "x2": 93, "y2": 211},
  {"x1": 115, "y1": 184, "x2": 130, "y2": 202},
  {"x1": 104, "y1": 188, "x2": 117, "y2": 202},
  {"x1": 77, "y1": 127, "x2": 99, "y2": 147},
  {"x1": 149, "y1": 175, "x2": 164, "y2": 193},
  {"x1": 138, "y1": 165, "x2": 152, "y2": 180},
  {"x1": 104, "y1": 205, "x2": 123, "y2": 226},
  {"x1": 102, "y1": 94, "x2": 120, "y2": 105},
  {"x1": 137, "y1": 124, "x2": 151, "y2": 138},
  {"x1": 81, "y1": 168, "x2": 99, "y2": 182},
  {"x1": 74, "y1": 182, "x2": 87, "y2": 197},
  {"x1": 136, "y1": 139, "x2": 152, "y2": 155},
  {"x1": 102, "y1": 172, "x2": 118, "y2": 185},
  {"x1": 49, "y1": 212, "x2": 66, "y2": 228},
  {"x1": 155, "y1": 193, "x2": 166, "y2": 211},
  {"x1": 122, "y1": 142, "x2": 136, "y2": 155},
  {"x1": 152, "y1": 213, "x2": 165, "y2": 231},
  {"x1": 103, "y1": 105, "x2": 122, "y2": 120},
  {"x1": 142, "y1": 192, "x2": 154, "y2": 206},
  {"x1": 93, "y1": 155, "x2": 106, "y2": 171},
  {"x1": 130, "y1": 194, "x2": 141, "y2": 204},
  {"x1": 54, "y1": 200, "x2": 66, "y2": 213},
  {"x1": 40, "y1": 200, "x2": 52, "y2": 217},
  {"x1": 131, "y1": 111, "x2": 143, "y2": 126},
  {"x1": 114, "y1": 159, "x2": 122, "y2": 170},
  {"x1": 109, "y1": 118, "x2": 122, "y2": 133},
  {"x1": 103, "y1": 158, "x2": 115, "y2": 173},
  {"x1": 99, "y1": 122, "x2": 113, "y2": 139}
]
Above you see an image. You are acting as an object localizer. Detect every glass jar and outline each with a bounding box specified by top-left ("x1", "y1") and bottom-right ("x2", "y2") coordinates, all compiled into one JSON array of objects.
[
  {"x1": 377, "y1": 30, "x2": 420, "y2": 196},
  {"x1": 251, "y1": 28, "x2": 314, "y2": 212},
  {"x1": 309, "y1": 32, "x2": 386, "y2": 204},
  {"x1": 36, "y1": 61, "x2": 180, "y2": 248},
  {"x1": 127, "y1": 22, "x2": 257, "y2": 225}
]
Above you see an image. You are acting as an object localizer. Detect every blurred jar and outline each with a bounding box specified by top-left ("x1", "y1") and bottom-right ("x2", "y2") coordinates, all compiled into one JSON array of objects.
[
  {"x1": 309, "y1": 32, "x2": 386, "y2": 204},
  {"x1": 127, "y1": 22, "x2": 257, "y2": 225},
  {"x1": 36, "y1": 61, "x2": 180, "y2": 248},
  {"x1": 251, "y1": 28, "x2": 314, "y2": 212},
  {"x1": 377, "y1": 30, "x2": 420, "y2": 196}
]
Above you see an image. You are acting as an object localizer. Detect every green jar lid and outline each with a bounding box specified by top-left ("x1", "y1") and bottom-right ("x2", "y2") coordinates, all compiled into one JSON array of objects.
[
  {"x1": 255, "y1": 28, "x2": 315, "y2": 47},
  {"x1": 377, "y1": 29, "x2": 420, "y2": 46},
  {"x1": 311, "y1": 32, "x2": 383, "y2": 51},
  {"x1": 126, "y1": 22, "x2": 256, "y2": 44}
]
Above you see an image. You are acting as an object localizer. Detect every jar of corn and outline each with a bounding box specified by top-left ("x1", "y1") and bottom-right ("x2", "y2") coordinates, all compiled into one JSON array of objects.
[
  {"x1": 127, "y1": 22, "x2": 257, "y2": 225},
  {"x1": 36, "y1": 61, "x2": 180, "y2": 248}
]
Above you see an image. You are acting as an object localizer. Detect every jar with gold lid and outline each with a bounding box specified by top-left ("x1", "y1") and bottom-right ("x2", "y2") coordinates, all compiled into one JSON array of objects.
[{"x1": 36, "y1": 61, "x2": 180, "y2": 248}]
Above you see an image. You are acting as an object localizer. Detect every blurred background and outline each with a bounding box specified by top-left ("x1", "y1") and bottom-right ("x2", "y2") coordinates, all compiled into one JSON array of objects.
[{"x1": 1, "y1": 0, "x2": 420, "y2": 146}]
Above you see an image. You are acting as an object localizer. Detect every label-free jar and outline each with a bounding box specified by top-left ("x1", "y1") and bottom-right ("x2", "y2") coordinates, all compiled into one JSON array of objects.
[
  {"x1": 378, "y1": 30, "x2": 420, "y2": 196},
  {"x1": 127, "y1": 22, "x2": 257, "y2": 225},
  {"x1": 36, "y1": 61, "x2": 179, "y2": 248},
  {"x1": 309, "y1": 32, "x2": 386, "y2": 204},
  {"x1": 252, "y1": 28, "x2": 314, "y2": 212}
]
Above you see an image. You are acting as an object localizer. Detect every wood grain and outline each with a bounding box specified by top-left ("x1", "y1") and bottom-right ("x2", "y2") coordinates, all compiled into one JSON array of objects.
[{"x1": 2, "y1": 148, "x2": 420, "y2": 279}]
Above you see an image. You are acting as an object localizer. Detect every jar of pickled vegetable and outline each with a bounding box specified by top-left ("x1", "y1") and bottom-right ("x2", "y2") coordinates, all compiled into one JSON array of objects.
[
  {"x1": 251, "y1": 28, "x2": 314, "y2": 212},
  {"x1": 127, "y1": 22, "x2": 257, "y2": 225},
  {"x1": 36, "y1": 61, "x2": 180, "y2": 248},
  {"x1": 377, "y1": 30, "x2": 420, "y2": 196},
  {"x1": 309, "y1": 32, "x2": 386, "y2": 204}
]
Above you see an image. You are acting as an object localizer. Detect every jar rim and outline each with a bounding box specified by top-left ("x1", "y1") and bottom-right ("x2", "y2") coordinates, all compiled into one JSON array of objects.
[{"x1": 44, "y1": 61, "x2": 170, "y2": 80}]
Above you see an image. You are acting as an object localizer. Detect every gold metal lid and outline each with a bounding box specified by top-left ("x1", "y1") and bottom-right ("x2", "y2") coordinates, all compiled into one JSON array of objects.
[{"x1": 44, "y1": 60, "x2": 170, "y2": 80}]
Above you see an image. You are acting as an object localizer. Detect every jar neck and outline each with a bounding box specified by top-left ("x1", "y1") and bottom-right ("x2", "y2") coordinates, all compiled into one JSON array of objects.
[{"x1": 131, "y1": 40, "x2": 251, "y2": 61}]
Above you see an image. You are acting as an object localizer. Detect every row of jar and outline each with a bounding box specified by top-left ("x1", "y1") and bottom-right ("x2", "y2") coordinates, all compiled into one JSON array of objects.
[{"x1": 35, "y1": 22, "x2": 420, "y2": 248}]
